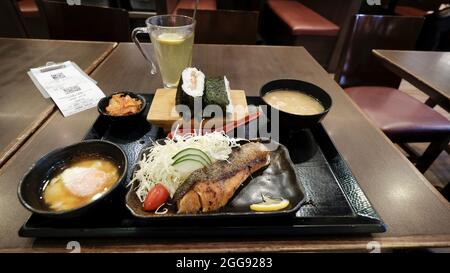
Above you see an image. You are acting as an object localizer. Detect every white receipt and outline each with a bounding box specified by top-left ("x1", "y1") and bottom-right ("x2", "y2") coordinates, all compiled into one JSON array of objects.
[{"x1": 28, "y1": 61, "x2": 105, "y2": 117}]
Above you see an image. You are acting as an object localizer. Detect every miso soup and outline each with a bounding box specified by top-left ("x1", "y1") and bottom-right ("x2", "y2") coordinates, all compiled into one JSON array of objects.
[{"x1": 264, "y1": 90, "x2": 325, "y2": 115}]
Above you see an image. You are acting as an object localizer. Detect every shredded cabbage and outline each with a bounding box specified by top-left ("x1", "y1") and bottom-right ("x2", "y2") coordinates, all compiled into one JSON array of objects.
[{"x1": 131, "y1": 131, "x2": 240, "y2": 202}]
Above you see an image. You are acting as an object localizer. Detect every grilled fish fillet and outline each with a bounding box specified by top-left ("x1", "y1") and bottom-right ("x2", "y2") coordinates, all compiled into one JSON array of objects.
[{"x1": 174, "y1": 142, "x2": 270, "y2": 214}]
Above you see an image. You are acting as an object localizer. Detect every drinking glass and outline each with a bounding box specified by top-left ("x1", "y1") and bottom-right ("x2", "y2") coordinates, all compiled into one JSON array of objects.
[{"x1": 132, "y1": 15, "x2": 195, "y2": 88}]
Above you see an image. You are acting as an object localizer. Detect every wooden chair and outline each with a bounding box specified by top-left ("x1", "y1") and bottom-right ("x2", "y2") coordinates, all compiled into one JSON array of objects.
[
  {"x1": 0, "y1": 0, "x2": 28, "y2": 38},
  {"x1": 36, "y1": 0, "x2": 130, "y2": 42},
  {"x1": 177, "y1": 8, "x2": 259, "y2": 44},
  {"x1": 335, "y1": 14, "x2": 450, "y2": 173}
]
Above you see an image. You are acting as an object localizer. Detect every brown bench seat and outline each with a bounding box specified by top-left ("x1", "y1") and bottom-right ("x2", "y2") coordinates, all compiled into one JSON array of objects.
[{"x1": 267, "y1": 0, "x2": 339, "y2": 36}]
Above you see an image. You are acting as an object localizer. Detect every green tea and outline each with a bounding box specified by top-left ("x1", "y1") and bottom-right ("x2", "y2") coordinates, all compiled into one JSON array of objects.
[{"x1": 151, "y1": 32, "x2": 194, "y2": 88}]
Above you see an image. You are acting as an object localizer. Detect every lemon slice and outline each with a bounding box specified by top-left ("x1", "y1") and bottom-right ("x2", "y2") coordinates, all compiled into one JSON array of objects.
[
  {"x1": 250, "y1": 196, "x2": 290, "y2": 212},
  {"x1": 157, "y1": 33, "x2": 185, "y2": 45}
]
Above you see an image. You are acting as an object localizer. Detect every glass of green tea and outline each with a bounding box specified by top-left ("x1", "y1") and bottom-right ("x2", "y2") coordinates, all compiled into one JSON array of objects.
[{"x1": 132, "y1": 15, "x2": 195, "y2": 88}]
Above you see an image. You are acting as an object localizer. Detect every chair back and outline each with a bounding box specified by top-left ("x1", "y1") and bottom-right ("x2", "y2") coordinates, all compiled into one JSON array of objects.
[
  {"x1": 176, "y1": 9, "x2": 259, "y2": 44},
  {"x1": 335, "y1": 14, "x2": 424, "y2": 88},
  {"x1": 0, "y1": 0, "x2": 28, "y2": 38},
  {"x1": 417, "y1": 7, "x2": 450, "y2": 50},
  {"x1": 37, "y1": 0, "x2": 130, "y2": 42}
]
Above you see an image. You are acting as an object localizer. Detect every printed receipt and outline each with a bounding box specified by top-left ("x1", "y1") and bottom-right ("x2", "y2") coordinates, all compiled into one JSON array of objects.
[{"x1": 28, "y1": 61, "x2": 105, "y2": 117}]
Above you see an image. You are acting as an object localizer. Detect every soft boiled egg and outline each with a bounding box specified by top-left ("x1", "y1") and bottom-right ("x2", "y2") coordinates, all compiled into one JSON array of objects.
[
  {"x1": 61, "y1": 167, "x2": 108, "y2": 197},
  {"x1": 42, "y1": 158, "x2": 119, "y2": 211}
]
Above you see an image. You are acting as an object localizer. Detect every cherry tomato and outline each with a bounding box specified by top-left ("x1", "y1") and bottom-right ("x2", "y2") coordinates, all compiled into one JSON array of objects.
[{"x1": 143, "y1": 183, "x2": 169, "y2": 211}]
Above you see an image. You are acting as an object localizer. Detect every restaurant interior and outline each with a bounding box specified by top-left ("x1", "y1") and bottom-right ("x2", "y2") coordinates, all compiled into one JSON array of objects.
[{"x1": 0, "y1": 0, "x2": 450, "y2": 254}]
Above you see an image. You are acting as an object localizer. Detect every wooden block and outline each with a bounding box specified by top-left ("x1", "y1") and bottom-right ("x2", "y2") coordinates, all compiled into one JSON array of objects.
[{"x1": 147, "y1": 89, "x2": 248, "y2": 131}]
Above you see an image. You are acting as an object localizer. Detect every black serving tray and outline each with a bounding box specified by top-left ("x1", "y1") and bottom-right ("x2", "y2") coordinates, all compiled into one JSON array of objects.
[{"x1": 19, "y1": 95, "x2": 386, "y2": 238}]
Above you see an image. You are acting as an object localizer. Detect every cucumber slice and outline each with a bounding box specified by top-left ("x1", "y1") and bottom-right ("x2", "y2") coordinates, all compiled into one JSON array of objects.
[
  {"x1": 172, "y1": 148, "x2": 212, "y2": 165},
  {"x1": 172, "y1": 154, "x2": 209, "y2": 167},
  {"x1": 172, "y1": 158, "x2": 205, "y2": 174}
]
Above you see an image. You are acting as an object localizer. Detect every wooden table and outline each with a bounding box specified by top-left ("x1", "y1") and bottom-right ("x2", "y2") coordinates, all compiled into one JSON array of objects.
[
  {"x1": 373, "y1": 50, "x2": 450, "y2": 112},
  {"x1": 0, "y1": 38, "x2": 117, "y2": 167},
  {"x1": 1, "y1": 44, "x2": 450, "y2": 252}
]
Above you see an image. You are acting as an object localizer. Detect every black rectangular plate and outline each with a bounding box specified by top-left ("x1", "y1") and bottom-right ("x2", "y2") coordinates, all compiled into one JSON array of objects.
[
  {"x1": 19, "y1": 95, "x2": 386, "y2": 238},
  {"x1": 126, "y1": 139, "x2": 306, "y2": 219}
]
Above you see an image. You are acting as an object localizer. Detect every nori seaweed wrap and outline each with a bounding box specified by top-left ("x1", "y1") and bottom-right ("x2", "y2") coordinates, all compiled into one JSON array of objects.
[
  {"x1": 175, "y1": 68, "x2": 233, "y2": 115},
  {"x1": 203, "y1": 76, "x2": 232, "y2": 112},
  {"x1": 175, "y1": 68, "x2": 205, "y2": 114}
]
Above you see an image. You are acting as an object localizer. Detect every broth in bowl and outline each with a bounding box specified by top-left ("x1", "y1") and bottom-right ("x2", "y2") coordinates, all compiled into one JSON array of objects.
[
  {"x1": 42, "y1": 157, "x2": 120, "y2": 211},
  {"x1": 263, "y1": 90, "x2": 325, "y2": 116}
]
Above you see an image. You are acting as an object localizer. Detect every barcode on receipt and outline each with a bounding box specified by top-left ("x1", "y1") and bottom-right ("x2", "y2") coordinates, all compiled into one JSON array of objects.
[{"x1": 63, "y1": 85, "x2": 81, "y2": 94}]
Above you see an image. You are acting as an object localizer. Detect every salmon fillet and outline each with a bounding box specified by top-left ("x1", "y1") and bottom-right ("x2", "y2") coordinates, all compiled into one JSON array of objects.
[{"x1": 175, "y1": 142, "x2": 270, "y2": 214}]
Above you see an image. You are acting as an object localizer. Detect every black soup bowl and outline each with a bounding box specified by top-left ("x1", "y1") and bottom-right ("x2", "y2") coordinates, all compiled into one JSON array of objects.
[
  {"x1": 97, "y1": 91, "x2": 147, "y2": 123},
  {"x1": 18, "y1": 140, "x2": 128, "y2": 218},
  {"x1": 260, "y1": 79, "x2": 332, "y2": 130}
]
